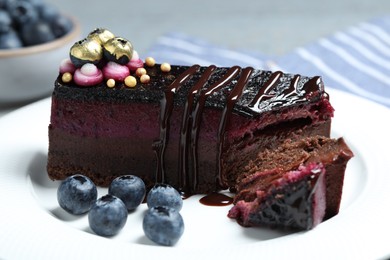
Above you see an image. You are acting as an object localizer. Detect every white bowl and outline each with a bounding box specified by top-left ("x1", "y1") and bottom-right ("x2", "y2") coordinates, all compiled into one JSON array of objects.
[{"x1": 0, "y1": 16, "x2": 81, "y2": 104}]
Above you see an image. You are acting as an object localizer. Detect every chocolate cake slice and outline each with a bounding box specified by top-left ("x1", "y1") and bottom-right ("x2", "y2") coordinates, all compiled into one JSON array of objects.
[
  {"x1": 47, "y1": 28, "x2": 354, "y2": 231},
  {"x1": 48, "y1": 63, "x2": 333, "y2": 194},
  {"x1": 228, "y1": 136, "x2": 353, "y2": 229},
  {"x1": 228, "y1": 163, "x2": 326, "y2": 230}
]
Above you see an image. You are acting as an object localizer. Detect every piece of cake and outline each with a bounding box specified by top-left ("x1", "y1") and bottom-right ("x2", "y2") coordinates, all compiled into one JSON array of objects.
[
  {"x1": 48, "y1": 34, "x2": 333, "y2": 194},
  {"x1": 228, "y1": 162, "x2": 327, "y2": 230},
  {"x1": 47, "y1": 29, "x2": 352, "y2": 229},
  {"x1": 228, "y1": 136, "x2": 353, "y2": 229}
]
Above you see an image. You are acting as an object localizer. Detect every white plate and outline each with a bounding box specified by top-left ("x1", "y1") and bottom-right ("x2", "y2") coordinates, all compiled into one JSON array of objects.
[{"x1": 0, "y1": 88, "x2": 389, "y2": 260}]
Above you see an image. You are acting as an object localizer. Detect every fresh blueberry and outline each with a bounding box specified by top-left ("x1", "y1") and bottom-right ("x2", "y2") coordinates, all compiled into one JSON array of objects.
[
  {"x1": 20, "y1": 20, "x2": 55, "y2": 46},
  {"x1": 0, "y1": 0, "x2": 15, "y2": 10},
  {"x1": 8, "y1": 0, "x2": 38, "y2": 26},
  {"x1": 147, "y1": 183, "x2": 183, "y2": 212},
  {"x1": 0, "y1": 0, "x2": 7, "y2": 9},
  {"x1": 36, "y1": 3, "x2": 58, "y2": 22},
  {"x1": 88, "y1": 194, "x2": 128, "y2": 237},
  {"x1": 0, "y1": 10, "x2": 12, "y2": 33},
  {"x1": 50, "y1": 15, "x2": 73, "y2": 38},
  {"x1": 143, "y1": 206, "x2": 184, "y2": 246},
  {"x1": 108, "y1": 175, "x2": 146, "y2": 211},
  {"x1": 0, "y1": 28, "x2": 22, "y2": 49},
  {"x1": 57, "y1": 174, "x2": 97, "y2": 215},
  {"x1": 24, "y1": 0, "x2": 44, "y2": 8}
]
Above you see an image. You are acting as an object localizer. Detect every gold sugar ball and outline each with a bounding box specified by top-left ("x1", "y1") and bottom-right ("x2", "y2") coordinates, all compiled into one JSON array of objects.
[
  {"x1": 62, "y1": 72, "x2": 72, "y2": 83},
  {"x1": 140, "y1": 74, "x2": 150, "y2": 84},
  {"x1": 106, "y1": 78, "x2": 116, "y2": 88},
  {"x1": 124, "y1": 76, "x2": 137, "y2": 88},
  {"x1": 87, "y1": 28, "x2": 115, "y2": 45},
  {"x1": 103, "y1": 37, "x2": 133, "y2": 65},
  {"x1": 145, "y1": 57, "x2": 156, "y2": 67},
  {"x1": 70, "y1": 38, "x2": 103, "y2": 67},
  {"x1": 135, "y1": 67, "x2": 147, "y2": 77},
  {"x1": 160, "y1": 62, "x2": 171, "y2": 72}
]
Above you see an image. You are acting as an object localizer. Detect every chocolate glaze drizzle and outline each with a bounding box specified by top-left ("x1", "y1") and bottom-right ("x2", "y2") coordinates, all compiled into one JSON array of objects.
[
  {"x1": 216, "y1": 67, "x2": 254, "y2": 188},
  {"x1": 248, "y1": 71, "x2": 282, "y2": 112},
  {"x1": 153, "y1": 65, "x2": 199, "y2": 183},
  {"x1": 189, "y1": 66, "x2": 241, "y2": 192},
  {"x1": 153, "y1": 65, "x2": 324, "y2": 197},
  {"x1": 179, "y1": 65, "x2": 217, "y2": 191}
]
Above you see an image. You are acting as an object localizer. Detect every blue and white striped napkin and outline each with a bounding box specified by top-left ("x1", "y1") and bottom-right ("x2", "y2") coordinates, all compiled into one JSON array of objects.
[
  {"x1": 146, "y1": 32, "x2": 268, "y2": 68},
  {"x1": 146, "y1": 16, "x2": 390, "y2": 108}
]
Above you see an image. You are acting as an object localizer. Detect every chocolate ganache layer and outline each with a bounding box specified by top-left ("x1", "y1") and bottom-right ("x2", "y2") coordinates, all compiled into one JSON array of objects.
[{"x1": 48, "y1": 64, "x2": 334, "y2": 194}]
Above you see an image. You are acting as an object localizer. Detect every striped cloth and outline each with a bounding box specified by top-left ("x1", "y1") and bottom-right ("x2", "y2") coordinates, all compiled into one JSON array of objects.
[{"x1": 146, "y1": 16, "x2": 390, "y2": 108}]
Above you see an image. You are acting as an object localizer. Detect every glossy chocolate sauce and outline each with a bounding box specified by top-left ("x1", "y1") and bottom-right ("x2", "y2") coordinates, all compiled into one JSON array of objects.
[
  {"x1": 153, "y1": 65, "x2": 199, "y2": 183},
  {"x1": 189, "y1": 66, "x2": 241, "y2": 191},
  {"x1": 216, "y1": 67, "x2": 254, "y2": 188},
  {"x1": 154, "y1": 65, "x2": 323, "y2": 195},
  {"x1": 199, "y1": 192, "x2": 233, "y2": 206},
  {"x1": 248, "y1": 71, "x2": 282, "y2": 111},
  {"x1": 179, "y1": 65, "x2": 217, "y2": 190}
]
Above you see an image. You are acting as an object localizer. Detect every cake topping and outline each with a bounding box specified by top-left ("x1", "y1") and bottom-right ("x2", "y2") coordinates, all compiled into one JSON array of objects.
[
  {"x1": 135, "y1": 67, "x2": 147, "y2": 77},
  {"x1": 106, "y1": 78, "x2": 116, "y2": 88},
  {"x1": 124, "y1": 75, "x2": 137, "y2": 88},
  {"x1": 103, "y1": 37, "x2": 133, "y2": 65},
  {"x1": 59, "y1": 58, "x2": 76, "y2": 74},
  {"x1": 70, "y1": 38, "x2": 103, "y2": 67},
  {"x1": 102, "y1": 61, "x2": 130, "y2": 81},
  {"x1": 127, "y1": 50, "x2": 144, "y2": 72},
  {"x1": 61, "y1": 72, "x2": 72, "y2": 83},
  {"x1": 145, "y1": 57, "x2": 156, "y2": 67},
  {"x1": 140, "y1": 74, "x2": 151, "y2": 84},
  {"x1": 61, "y1": 29, "x2": 145, "y2": 88},
  {"x1": 160, "y1": 62, "x2": 172, "y2": 73},
  {"x1": 73, "y1": 63, "x2": 103, "y2": 86},
  {"x1": 87, "y1": 28, "x2": 115, "y2": 45}
]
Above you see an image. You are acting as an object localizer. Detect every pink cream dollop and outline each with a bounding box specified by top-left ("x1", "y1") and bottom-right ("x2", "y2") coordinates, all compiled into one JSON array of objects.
[
  {"x1": 126, "y1": 51, "x2": 144, "y2": 72},
  {"x1": 59, "y1": 58, "x2": 76, "y2": 74},
  {"x1": 74, "y1": 63, "x2": 104, "y2": 86},
  {"x1": 103, "y1": 61, "x2": 130, "y2": 81}
]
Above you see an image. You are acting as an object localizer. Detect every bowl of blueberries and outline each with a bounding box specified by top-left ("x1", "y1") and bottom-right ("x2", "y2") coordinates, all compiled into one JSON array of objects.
[{"x1": 0, "y1": 0, "x2": 80, "y2": 104}]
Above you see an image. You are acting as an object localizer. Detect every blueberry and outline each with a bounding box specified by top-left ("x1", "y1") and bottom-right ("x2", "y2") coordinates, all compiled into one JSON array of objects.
[
  {"x1": 36, "y1": 3, "x2": 58, "y2": 23},
  {"x1": 108, "y1": 175, "x2": 146, "y2": 211},
  {"x1": 0, "y1": 10, "x2": 12, "y2": 33},
  {"x1": 57, "y1": 174, "x2": 97, "y2": 215},
  {"x1": 24, "y1": 0, "x2": 44, "y2": 8},
  {"x1": 0, "y1": 28, "x2": 22, "y2": 49},
  {"x1": 0, "y1": 0, "x2": 15, "y2": 10},
  {"x1": 147, "y1": 183, "x2": 183, "y2": 211},
  {"x1": 8, "y1": 0, "x2": 38, "y2": 26},
  {"x1": 143, "y1": 206, "x2": 184, "y2": 246},
  {"x1": 88, "y1": 194, "x2": 128, "y2": 237},
  {"x1": 50, "y1": 15, "x2": 73, "y2": 38},
  {"x1": 20, "y1": 20, "x2": 55, "y2": 46}
]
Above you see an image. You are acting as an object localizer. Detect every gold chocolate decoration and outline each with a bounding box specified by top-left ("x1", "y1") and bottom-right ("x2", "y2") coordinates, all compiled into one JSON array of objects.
[
  {"x1": 70, "y1": 38, "x2": 103, "y2": 66},
  {"x1": 103, "y1": 37, "x2": 133, "y2": 65},
  {"x1": 87, "y1": 28, "x2": 115, "y2": 45}
]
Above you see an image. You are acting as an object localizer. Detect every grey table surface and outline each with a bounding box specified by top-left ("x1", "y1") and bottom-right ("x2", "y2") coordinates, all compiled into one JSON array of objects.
[{"x1": 0, "y1": 0, "x2": 389, "y2": 116}]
